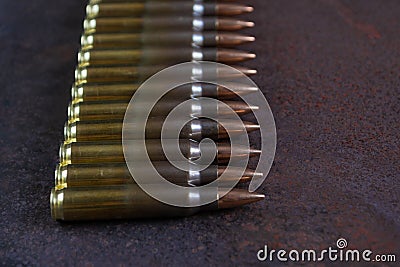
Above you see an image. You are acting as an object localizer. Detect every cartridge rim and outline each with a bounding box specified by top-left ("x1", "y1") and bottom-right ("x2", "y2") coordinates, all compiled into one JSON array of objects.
[
  {"x1": 54, "y1": 167, "x2": 59, "y2": 186},
  {"x1": 64, "y1": 122, "x2": 77, "y2": 143},
  {"x1": 78, "y1": 51, "x2": 90, "y2": 67},
  {"x1": 83, "y1": 19, "x2": 97, "y2": 34},
  {"x1": 63, "y1": 121, "x2": 68, "y2": 141},
  {"x1": 55, "y1": 164, "x2": 68, "y2": 188},
  {"x1": 68, "y1": 103, "x2": 80, "y2": 123},
  {"x1": 50, "y1": 188, "x2": 64, "y2": 221},
  {"x1": 81, "y1": 35, "x2": 94, "y2": 49},
  {"x1": 86, "y1": 4, "x2": 100, "y2": 19},
  {"x1": 58, "y1": 143, "x2": 64, "y2": 160},
  {"x1": 69, "y1": 123, "x2": 77, "y2": 142},
  {"x1": 71, "y1": 85, "x2": 84, "y2": 104},
  {"x1": 75, "y1": 68, "x2": 88, "y2": 84},
  {"x1": 60, "y1": 143, "x2": 72, "y2": 166}
]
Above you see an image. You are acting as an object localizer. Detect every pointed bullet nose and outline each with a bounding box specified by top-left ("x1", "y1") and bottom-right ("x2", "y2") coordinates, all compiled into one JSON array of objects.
[
  {"x1": 217, "y1": 120, "x2": 260, "y2": 139},
  {"x1": 217, "y1": 49, "x2": 256, "y2": 63},
  {"x1": 239, "y1": 20, "x2": 255, "y2": 28},
  {"x1": 217, "y1": 66, "x2": 257, "y2": 78},
  {"x1": 244, "y1": 69, "x2": 257, "y2": 75},
  {"x1": 248, "y1": 192, "x2": 266, "y2": 203},
  {"x1": 245, "y1": 122, "x2": 261, "y2": 133},
  {"x1": 249, "y1": 105, "x2": 259, "y2": 111},
  {"x1": 217, "y1": 4, "x2": 254, "y2": 16},
  {"x1": 218, "y1": 19, "x2": 255, "y2": 31},
  {"x1": 218, "y1": 189, "x2": 265, "y2": 209},
  {"x1": 217, "y1": 33, "x2": 256, "y2": 46},
  {"x1": 217, "y1": 85, "x2": 259, "y2": 99},
  {"x1": 245, "y1": 6, "x2": 254, "y2": 13},
  {"x1": 222, "y1": 101, "x2": 259, "y2": 115},
  {"x1": 249, "y1": 148, "x2": 262, "y2": 157},
  {"x1": 227, "y1": 85, "x2": 259, "y2": 98},
  {"x1": 242, "y1": 169, "x2": 264, "y2": 182},
  {"x1": 217, "y1": 167, "x2": 262, "y2": 183},
  {"x1": 233, "y1": 66, "x2": 257, "y2": 76},
  {"x1": 217, "y1": 143, "x2": 261, "y2": 163}
]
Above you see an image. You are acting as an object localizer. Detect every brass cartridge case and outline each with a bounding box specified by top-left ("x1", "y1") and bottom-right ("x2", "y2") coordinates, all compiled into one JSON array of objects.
[
  {"x1": 55, "y1": 162, "x2": 258, "y2": 188},
  {"x1": 68, "y1": 100, "x2": 258, "y2": 122},
  {"x1": 71, "y1": 82, "x2": 258, "y2": 103},
  {"x1": 55, "y1": 162, "x2": 219, "y2": 188},
  {"x1": 75, "y1": 65, "x2": 257, "y2": 84},
  {"x1": 77, "y1": 48, "x2": 255, "y2": 67},
  {"x1": 81, "y1": 32, "x2": 255, "y2": 50},
  {"x1": 59, "y1": 140, "x2": 260, "y2": 165},
  {"x1": 64, "y1": 119, "x2": 260, "y2": 142},
  {"x1": 51, "y1": 184, "x2": 216, "y2": 221},
  {"x1": 86, "y1": 3, "x2": 253, "y2": 19},
  {"x1": 72, "y1": 83, "x2": 137, "y2": 102},
  {"x1": 83, "y1": 17, "x2": 254, "y2": 34},
  {"x1": 65, "y1": 118, "x2": 219, "y2": 142}
]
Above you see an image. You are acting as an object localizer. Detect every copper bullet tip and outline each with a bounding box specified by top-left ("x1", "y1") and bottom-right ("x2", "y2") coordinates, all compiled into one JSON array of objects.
[
  {"x1": 217, "y1": 85, "x2": 259, "y2": 99},
  {"x1": 218, "y1": 19, "x2": 255, "y2": 31},
  {"x1": 245, "y1": 123, "x2": 261, "y2": 133},
  {"x1": 250, "y1": 105, "x2": 260, "y2": 111},
  {"x1": 217, "y1": 167, "x2": 263, "y2": 183},
  {"x1": 234, "y1": 20, "x2": 255, "y2": 28},
  {"x1": 217, "y1": 49, "x2": 256, "y2": 63},
  {"x1": 217, "y1": 4, "x2": 254, "y2": 16},
  {"x1": 217, "y1": 33, "x2": 256, "y2": 46},
  {"x1": 222, "y1": 101, "x2": 259, "y2": 115},
  {"x1": 233, "y1": 86, "x2": 259, "y2": 95},
  {"x1": 231, "y1": 66, "x2": 257, "y2": 76},
  {"x1": 217, "y1": 120, "x2": 260, "y2": 139},
  {"x1": 219, "y1": 189, "x2": 265, "y2": 209},
  {"x1": 249, "y1": 149, "x2": 262, "y2": 156},
  {"x1": 217, "y1": 143, "x2": 261, "y2": 163},
  {"x1": 238, "y1": 170, "x2": 264, "y2": 183},
  {"x1": 251, "y1": 172, "x2": 264, "y2": 180},
  {"x1": 243, "y1": 68, "x2": 257, "y2": 75},
  {"x1": 246, "y1": 21, "x2": 256, "y2": 28},
  {"x1": 246, "y1": 86, "x2": 259, "y2": 92}
]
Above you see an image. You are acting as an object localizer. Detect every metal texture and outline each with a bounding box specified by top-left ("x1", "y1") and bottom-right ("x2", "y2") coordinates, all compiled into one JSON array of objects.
[
  {"x1": 54, "y1": 162, "x2": 257, "y2": 187},
  {"x1": 64, "y1": 118, "x2": 259, "y2": 142},
  {"x1": 59, "y1": 140, "x2": 260, "y2": 165}
]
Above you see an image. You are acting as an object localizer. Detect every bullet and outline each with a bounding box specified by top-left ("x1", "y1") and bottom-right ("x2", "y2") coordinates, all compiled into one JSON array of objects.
[
  {"x1": 59, "y1": 140, "x2": 261, "y2": 165},
  {"x1": 77, "y1": 48, "x2": 255, "y2": 67},
  {"x1": 71, "y1": 82, "x2": 259, "y2": 103},
  {"x1": 50, "y1": 184, "x2": 265, "y2": 221},
  {"x1": 68, "y1": 100, "x2": 259, "y2": 122},
  {"x1": 81, "y1": 32, "x2": 255, "y2": 50},
  {"x1": 86, "y1": 3, "x2": 254, "y2": 19},
  {"x1": 75, "y1": 65, "x2": 257, "y2": 84},
  {"x1": 64, "y1": 118, "x2": 260, "y2": 142},
  {"x1": 83, "y1": 17, "x2": 254, "y2": 34},
  {"x1": 55, "y1": 162, "x2": 262, "y2": 188}
]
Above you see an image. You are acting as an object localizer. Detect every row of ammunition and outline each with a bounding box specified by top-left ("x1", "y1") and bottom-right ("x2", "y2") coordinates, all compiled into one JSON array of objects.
[{"x1": 50, "y1": 0, "x2": 265, "y2": 221}]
